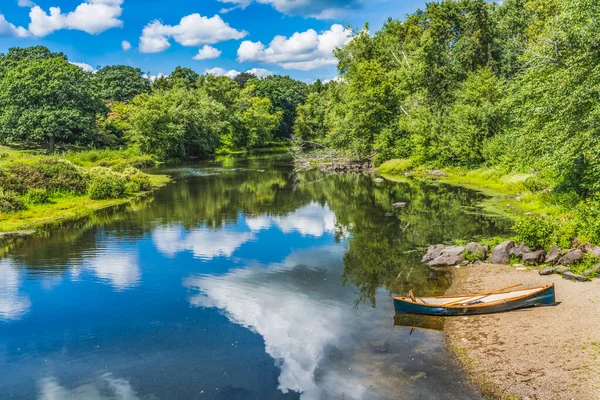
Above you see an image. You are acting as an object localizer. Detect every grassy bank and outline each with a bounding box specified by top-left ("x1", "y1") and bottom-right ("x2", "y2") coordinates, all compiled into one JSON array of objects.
[{"x1": 0, "y1": 146, "x2": 169, "y2": 233}]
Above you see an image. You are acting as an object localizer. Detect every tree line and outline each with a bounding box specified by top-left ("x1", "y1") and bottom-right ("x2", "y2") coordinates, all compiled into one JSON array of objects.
[
  {"x1": 0, "y1": 46, "x2": 308, "y2": 159},
  {"x1": 295, "y1": 0, "x2": 600, "y2": 199}
]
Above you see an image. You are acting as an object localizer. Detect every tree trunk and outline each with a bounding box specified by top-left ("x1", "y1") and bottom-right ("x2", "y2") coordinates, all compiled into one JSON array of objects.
[{"x1": 49, "y1": 135, "x2": 55, "y2": 152}]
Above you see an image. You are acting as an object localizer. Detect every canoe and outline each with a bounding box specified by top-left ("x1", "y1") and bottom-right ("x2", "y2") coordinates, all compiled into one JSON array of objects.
[{"x1": 393, "y1": 284, "x2": 556, "y2": 316}]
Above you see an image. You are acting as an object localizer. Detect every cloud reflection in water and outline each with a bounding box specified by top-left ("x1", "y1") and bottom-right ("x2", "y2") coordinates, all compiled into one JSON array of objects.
[
  {"x1": 38, "y1": 373, "x2": 140, "y2": 400},
  {"x1": 0, "y1": 259, "x2": 31, "y2": 321}
]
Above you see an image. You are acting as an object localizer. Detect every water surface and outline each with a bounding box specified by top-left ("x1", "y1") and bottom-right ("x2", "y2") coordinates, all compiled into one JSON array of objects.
[{"x1": 0, "y1": 155, "x2": 510, "y2": 399}]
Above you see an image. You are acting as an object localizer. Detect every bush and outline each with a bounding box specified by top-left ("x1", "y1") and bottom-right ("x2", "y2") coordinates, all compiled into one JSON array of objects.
[
  {"x1": 0, "y1": 159, "x2": 87, "y2": 195},
  {"x1": 0, "y1": 190, "x2": 26, "y2": 213},
  {"x1": 122, "y1": 168, "x2": 153, "y2": 192},
  {"x1": 23, "y1": 188, "x2": 51, "y2": 205},
  {"x1": 87, "y1": 167, "x2": 127, "y2": 200},
  {"x1": 572, "y1": 200, "x2": 600, "y2": 244},
  {"x1": 513, "y1": 215, "x2": 556, "y2": 249}
]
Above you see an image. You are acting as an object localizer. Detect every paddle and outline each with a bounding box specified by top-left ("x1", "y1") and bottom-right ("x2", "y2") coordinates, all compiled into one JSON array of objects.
[{"x1": 440, "y1": 283, "x2": 523, "y2": 307}]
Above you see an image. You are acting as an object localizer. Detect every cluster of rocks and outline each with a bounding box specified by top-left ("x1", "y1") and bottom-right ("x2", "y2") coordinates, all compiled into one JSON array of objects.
[
  {"x1": 320, "y1": 161, "x2": 373, "y2": 173},
  {"x1": 421, "y1": 240, "x2": 600, "y2": 282}
]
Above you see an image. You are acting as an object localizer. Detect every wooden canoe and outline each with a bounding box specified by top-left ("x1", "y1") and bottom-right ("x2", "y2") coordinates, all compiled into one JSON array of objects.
[{"x1": 393, "y1": 284, "x2": 556, "y2": 316}]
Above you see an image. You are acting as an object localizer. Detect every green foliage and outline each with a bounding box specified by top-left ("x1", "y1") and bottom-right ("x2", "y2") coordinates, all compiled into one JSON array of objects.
[
  {"x1": 0, "y1": 158, "x2": 87, "y2": 195},
  {"x1": 378, "y1": 159, "x2": 413, "y2": 174},
  {"x1": 92, "y1": 65, "x2": 151, "y2": 103},
  {"x1": 87, "y1": 167, "x2": 127, "y2": 200},
  {"x1": 23, "y1": 188, "x2": 51, "y2": 205},
  {"x1": 513, "y1": 215, "x2": 556, "y2": 249},
  {"x1": 464, "y1": 250, "x2": 486, "y2": 262},
  {"x1": 0, "y1": 190, "x2": 26, "y2": 213},
  {"x1": 122, "y1": 168, "x2": 153, "y2": 192},
  {"x1": 233, "y1": 92, "x2": 282, "y2": 148},
  {"x1": 572, "y1": 200, "x2": 600, "y2": 244}
]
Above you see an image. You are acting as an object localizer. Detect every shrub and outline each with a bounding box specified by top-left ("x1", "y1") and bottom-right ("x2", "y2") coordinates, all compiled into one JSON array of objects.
[
  {"x1": 87, "y1": 167, "x2": 127, "y2": 200},
  {"x1": 23, "y1": 188, "x2": 51, "y2": 205},
  {"x1": 0, "y1": 190, "x2": 26, "y2": 213},
  {"x1": 513, "y1": 215, "x2": 556, "y2": 249},
  {"x1": 122, "y1": 168, "x2": 153, "y2": 192},
  {"x1": 35, "y1": 158, "x2": 88, "y2": 194},
  {"x1": 572, "y1": 200, "x2": 600, "y2": 244}
]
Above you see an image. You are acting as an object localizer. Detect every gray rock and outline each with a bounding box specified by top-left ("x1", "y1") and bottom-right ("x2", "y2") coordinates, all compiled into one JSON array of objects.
[
  {"x1": 556, "y1": 265, "x2": 570, "y2": 274},
  {"x1": 385, "y1": 212, "x2": 393, "y2": 217},
  {"x1": 593, "y1": 264, "x2": 600, "y2": 273},
  {"x1": 558, "y1": 249, "x2": 585, "y2": 266},
  {"x1": 583, "y1": 270, "x2": 593, "y2": 277},
  {"x1": 510, "y1": 243, "x2": 531, "y2": 258},
  {"x1": 492, "y1": 240, "x2": 515, "y2": 265},
  {"x1": 466, "y1": 242, "x2": 487, "y2": 257},
  {"x1": 589, "y1": 246, "x2": 600, "y2": 258},
  {"x1": 482, "y1": 244, "x2": 490, "y2": 253},
  {"x1": 522, "y1": 249, "x2": 546, "y2": 265},
  {"x1": 374, "y1": 178, "x2": 384, "y2": 183},
  {"x1": 539, "y1": 267, "x2": 555, "y2": 275},
  {"x1": 563, "y1": 271, "x2": 588, "y2": 282},
  {"x1": 513, "y1": 264, "x2": 525, "y2": 268},
  {"x1": 473, "y1": 260, "x2": 484, "y2": 265},
  {"x1": 422, "y1": 244, "x2": 445, "y2": 263},
  {"x1": 392, "y1": 202, "x2": 407, "y2": 208},
  {"x1": 443, "y1": 245, "x2": 466, "y2": 257},
  {"x1": 427, "y1": 170, "x2": 447, "y2": 177},
  {"x1": 428, "y1": 254, "x2": 465, "y2": 267},
  {"x1": 545, "y1": 246, "x2": 562, "y2": 264}
]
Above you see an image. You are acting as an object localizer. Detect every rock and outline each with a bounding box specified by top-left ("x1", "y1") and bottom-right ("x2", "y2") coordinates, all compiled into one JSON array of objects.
[
  {"x1": 492, "y1": 240, "x2": 515, "y2": 265},
  {"x1": 515, "y1": 266, "x2": 528, "y2": 271},
  {"x1": 427, "y1": 169, "x2": 447, "y2": 177},
  {"x1": 589, "y1": 246, "x2": 600, "y2": 258},
  {"x1": 522, "y1": 249, "x2": 546, "y2": 265},
  {"x1": 593, "y1": 264, "x2": 600, "y2": 273},
  {"x1": 370, "y1": 340, "x2": 389, "y2": 353},
  {"x1": 545, "y1": 246, "x2": 562, "y2": 264},
  {"x1": 461, "y1": 260, "x2": 469, "y2": 266},
  {"x1": 422, "y1": 244, "x2": 445, "y2": 263},
  {"x1": 482, "y1": 244, "x2": 490, "y2": 253},
  {"x1": 539, "y1": 267, "x2": 555, "y2": 275},
  {"x1": 510, "y1": 243, "x2": 531, "y2": 258},
  {"x1": 363, "y1": 162, "x2": 370, "y2": 170},
  {"x1": 583, "y1": 270, "x2": 593, "y2": 277},
  {"x1": 563, "y1": 271, "x2": 588, "y2": 282},
  {"x1": 473, "y1": 260, "x2": 484, "y2": 265},
  {"x1": 428, "y1": 254, "x2": 465, "y2": 267},
  {"x1": 443, "y1": 245, "x2": 466, "y2": 257},
  {"x1": 374, "y1": 178, "x2": 384, "y2": 183},
  {"x1": 555, "y1": 265, "x2": 570, "y2": 274},
  {"x1": 513, "y1": 263, "x2": 525, "y2": 268},
  {"x1": 557, "y1": 249, "x2": 585, "y2": 265},
  {"x1": 392, "y1": 202, "x2": 407, "y2": 208},
  {"x1": 385, "y1": 212, "x2": 393, "y2": 217},
  {"x1": 465, "y1": 242, "x2": 487, "y2": 257}
]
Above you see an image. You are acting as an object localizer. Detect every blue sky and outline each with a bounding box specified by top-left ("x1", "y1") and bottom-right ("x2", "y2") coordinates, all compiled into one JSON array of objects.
[{"x1": 0, "y1": 0, "x2": 424, "y2": 82}]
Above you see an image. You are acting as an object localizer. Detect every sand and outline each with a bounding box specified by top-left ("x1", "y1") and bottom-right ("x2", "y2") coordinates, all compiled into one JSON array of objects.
[{"x1": 444, "y1": 264, "x2": 600, "y2": 400}]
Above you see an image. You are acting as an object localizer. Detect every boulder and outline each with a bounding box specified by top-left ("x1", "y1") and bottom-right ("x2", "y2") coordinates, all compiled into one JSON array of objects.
[
  {"x1": 539, "y1": 267, "x2": 555, "y2": 276},
  {"x1": 557, "y1": 249, "x2": 585, "y2": 266},
  {"x1": 510, "y1": 243, "x2": 531, "y2": 259},
  {"x1": 466, "y1": 242, "x2": 487, "y2": 257},
  {"x1": 483, "y1": 244, "x2": 490, "y2": 253},
  {"x1": 555, "y1": 265, "x2": 570, "y2": 274},
  {"x1": 563, "y1": 271, "x2": 588, "y2": 282},
  {"x1": 522, "y1": 249, "x2": 546, "y2": 265},
  {"x1": 473, "y1": 260, "x2": 484, "y2": 265},
  {"x1": 392, "y1": 202, "x2": 407, "y2": 208},
  {"x1": 443, "y1": 245, "x2": 466, "y2": 257},
  {"x1": 545, "y1": 246, "x2": 562, "y2": 264},
  {"x1": 589, "y1": 246, "x2": 600, "y2": 258},
  {"x1": 492, "y1": 240, "x2": 515, "y2": 265},
  {"x1": 428, "y1": 254, "x2": 465, "y2": 267},
  {"x1": 422, "y1": 244, "x2": 445, "y2": 263}
]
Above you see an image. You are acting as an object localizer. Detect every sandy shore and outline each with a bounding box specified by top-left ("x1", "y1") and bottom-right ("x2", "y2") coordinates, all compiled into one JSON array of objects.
[{"x1": 444, "y1": 264, "x2": 600, "y2": 400}]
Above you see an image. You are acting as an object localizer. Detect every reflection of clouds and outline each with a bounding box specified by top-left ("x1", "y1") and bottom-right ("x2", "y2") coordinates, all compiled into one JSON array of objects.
[
  {"x1": 38, "y1": 373, "x2": 139, "y2": 400},
  {"x1": 183, "y1": 247, "x2": 367, "y2": 400},
  {"x1": 82, "y1": 251, "x2": 140, "y2": 291},
  {"x1": 246, "y1": 202, "x2": 337, "y2": 237},
  {"x1": 0, "y1": 259, "x2": 31, "y2": 321},
  {"x1": 152, "y1": 225, "x2": 254, "y2": 260}
]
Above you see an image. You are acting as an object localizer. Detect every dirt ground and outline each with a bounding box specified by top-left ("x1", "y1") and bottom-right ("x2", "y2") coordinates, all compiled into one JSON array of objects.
[{"x1": 444, "y1": 264, "x2": 600, "y2": 400}]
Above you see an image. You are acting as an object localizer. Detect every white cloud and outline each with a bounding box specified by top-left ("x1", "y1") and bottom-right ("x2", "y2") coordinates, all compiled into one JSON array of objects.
[
  {"x1": 237, "y1": 24, "x2": 352, "y2": 70},
  {"x1": 27, "y1": 0, "x2": 124, "y2": 37},
  {"x1": 152, "y1": 225, "x2": 254, "y2": 260},
  {"x1": 323, "y1": 75, "x2": 343, "y2": 84},
  {"x1": 39, "y1": 373, "x2": 140, "y2": 400},
  {"x1": 143, "y1": 72, "x2": 165, "y2": 82},
  {"x1": 139, "y1": 14, "x2": 247, "y2": 54},
  {"x1": 70, "y1": 61, "x2": 96, "y2": 72},
  {"x1": 0, "y1": 259, "x2": 31, "y2": 321},
  {"x1": 193, "y1": 45, "x2": 222, "y2": 60},
  {"x1": 204, "y1": 67, "x2": 274, "y2": 79},
  {"x1": 0, "y1": 14, "x2": 29, "y2": 37},
  {"x1": 218, "y1": 0, "x2": 363, "y2": 19},
  {"x1": 121, "y1": 40, "x2": 131, "y2": 51},
  {"x1": 18, "y1": 0, "x2": 36, "y2": 7}
]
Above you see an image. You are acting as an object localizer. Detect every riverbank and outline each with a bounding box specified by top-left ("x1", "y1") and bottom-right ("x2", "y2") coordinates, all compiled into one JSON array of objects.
[{"x1": 444, "y1": 263, "x2": 600, "y2": 400}]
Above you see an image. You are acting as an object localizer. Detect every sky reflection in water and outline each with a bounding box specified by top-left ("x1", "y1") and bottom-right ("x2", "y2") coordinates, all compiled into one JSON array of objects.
[{"x1": 0, "y1": 156, "x2": 508, "y2": 399}]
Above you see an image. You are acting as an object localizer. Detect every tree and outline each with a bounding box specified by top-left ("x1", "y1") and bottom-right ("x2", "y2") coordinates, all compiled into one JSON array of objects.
[
  {"x1": 0, "y1": 54, "x2": 104, "y2": 150},
  {"x1": 293, "y1": 92, "x2": 325, "y2": 141},
  {"x1": 93, "y1": 65, "x2": 151, "y2": 103},
  {"x1": 250, "y1": 76, "x2": 307, "y2": 139},
  {"x1": 233, "y1": 72, "x2": 256, "y2": 88},
  {"x1": 233, "y1": 87, "x2": 282, "y2": 148}
]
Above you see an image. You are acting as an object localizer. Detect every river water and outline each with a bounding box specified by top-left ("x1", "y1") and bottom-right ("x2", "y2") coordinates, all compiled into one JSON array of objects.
[{"x1": 0, "y1": 155, "x2": 510, "y2": 399}]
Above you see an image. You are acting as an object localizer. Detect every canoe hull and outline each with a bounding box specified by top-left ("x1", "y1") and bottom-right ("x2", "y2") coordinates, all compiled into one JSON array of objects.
[{"x1": 394, "y1": 285, "x2": 555, "y2": 316}]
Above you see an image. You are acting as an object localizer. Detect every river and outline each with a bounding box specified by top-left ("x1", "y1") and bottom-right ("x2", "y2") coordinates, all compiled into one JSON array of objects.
[{"x1": 0, "y1": 155, "x2": 510, "y2": 399}]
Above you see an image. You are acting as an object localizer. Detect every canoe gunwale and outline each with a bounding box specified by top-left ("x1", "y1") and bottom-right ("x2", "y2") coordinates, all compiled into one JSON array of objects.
[{"x1": 392, "y1": 284, "x2": 554, "y2": 310}]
